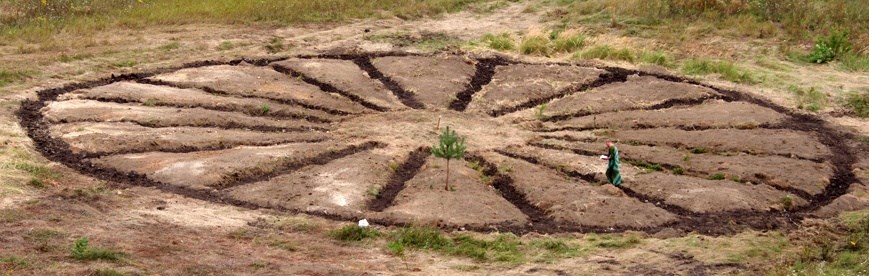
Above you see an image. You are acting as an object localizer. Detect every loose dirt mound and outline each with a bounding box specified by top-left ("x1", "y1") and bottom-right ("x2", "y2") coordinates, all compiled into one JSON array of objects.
[{"x1": 16, "y1": 53, "x2": 862, "y2": 235}]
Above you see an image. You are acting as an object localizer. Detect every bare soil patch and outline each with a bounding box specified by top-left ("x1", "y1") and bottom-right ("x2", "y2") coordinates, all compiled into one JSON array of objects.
[{"x1": 372, "y1": 55, "x2": 475, "y2": 109}]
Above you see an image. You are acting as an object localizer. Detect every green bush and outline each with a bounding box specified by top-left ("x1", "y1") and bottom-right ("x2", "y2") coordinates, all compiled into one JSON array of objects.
[
  {"x1": 806, "y1": 31, "x2": 852, "y2": 64},
  {"x1": 329, "y1": 225, "x2": 380, "y2": 242},
  {"x1": 70, "y1": 237, "x2": 124, "y2": 261}
]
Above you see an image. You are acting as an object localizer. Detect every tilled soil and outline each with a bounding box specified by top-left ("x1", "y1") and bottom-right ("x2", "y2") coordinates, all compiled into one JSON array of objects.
[
  {"x1": 466, "y1": 63, "x2": 604, "y2": 115},
  {"x1": 550, "y1": 101, "x2": 786, "y2": 131},
  {"x1": 49, "y1": 122, "x2": 328, "y2": 157},
  {"x1": 272, "y1": 58, "x2": 407, "y2": 111},
  {"x1": 545, "y1": 75, "x2": 719, "y2": 119},
  {"x1": 17, "y1": 52, "x2": 862, "y2": 235},
  {"x1": 148, "y1": 64, "x2": 367, "y2": 114}
]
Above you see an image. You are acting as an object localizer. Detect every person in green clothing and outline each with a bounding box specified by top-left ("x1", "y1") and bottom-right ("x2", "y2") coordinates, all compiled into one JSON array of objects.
[{"x1": 600, "y1": 141, "x2": 622, "y2": 186}]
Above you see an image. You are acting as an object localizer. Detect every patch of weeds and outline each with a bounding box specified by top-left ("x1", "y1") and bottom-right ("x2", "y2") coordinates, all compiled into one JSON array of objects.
[
  {"x1": 481, "y1": 33, "x2": 515, "y2": 51},
  {"x1": 689, "y1": 147, "x2": 708, "y2": 154},
  {"x1": 70, "y1": 237, "x2": 125, "y2": 262},
  {"x1": 91, "y1": 268, "x2": 125, "y2": 276},
  {"x1": 0, "y1": 69, "x2": 34, "y2": 87},
  {"x1": 387, "y1": 226, "x2": 451, "y2": 256},
  {"x1": 534, "y1": 103, "x2": 547, "y2": 120},
  {"x1": 466, "y1": 160, "x2": 483, "y2": 172},
  {"x1": 839, "y1": 54, "x2": 869, "y2": 72},
  {"x1": 843, "y1": 90, "x2": 869, "y2": 118},
  {"x1": 142, "y1": 98, "x2": 158, "y2": 107},
  {"x1": 781, "y1": 195, "x2": 794, "y2": 210},
  {"x1": 387, "y1": 160, "x2": 400, "y2": 172},
  {"x1": 366, "y1": 185, "x2": 381, "y2": 197},
  {"x1": 266, "y1": 239, "x2": 297, "y2": 252},
  {"x1": 259, "y1": 104, "x2": 271, "y2": 115},
  {"x1": 638, "y1": 51, "x2": 673, "y2": 67},
  {"x1": 575, "y1": 45, "x2": 635, "y2": 62},
  {"x1": 0, "y1": 255, "x2": 30, "y2": 270},
  {"x1": 672, "y1": 166, "x2": 685, "y2": 175},
  {"x1": 630, "y1": 160, "x2": 662, "y2": 172},
  {"x1": 59, "y1": 53, "x2": 93, "y2": 63},
  {"x1": 9, "y1": 162, "x2": 60, "y2": 180},
  {"x1": 730, "y1": 175, "x2": 742, "y2": 182},
  {"x1": 68, "y1": 184, "x2": 109, "y2": 201},
  {"x1": 0, "y1": 209, "x2": 25, "y2": 223},
  {"x1": 681, "y1": 59, "x2": 757, "y2": 84},
  {"x1": 552, "y1": 29, "x2": 585, "y2": 53},
  {"x1": 25, "y1": 228, "x2": 65, "y2": 252},
  {"x1": 158, "y1": 41, "x2": 181, "y2": 51},
  {"x1": 217, "y1": 41, "x2": 235, "y2": 51},
  {"x1": 110, "y1": 60, "x2": 137, "y2": 68},
  {"x1": 789, "y1": 85, "x2": 827, "y2": 112},
  {"x1": 329, "y1": 225, "x2": 380, "y2": 242},
  {"x1": 709, "y1": 173, "x2": 726, "y2": 180},
  {"x1": 273, "y1": 217, "x2": 321, "y2": 233},
  {"x1": 806, "y1": 31, "x2": 852, "y2": 64},
  {"x1": 519, "y1": 31, "x2": 551, "y2": 56},
  {"x1": 587, "y1": 234, "x2": 641, "y2": 249},
  {"x1": 450, "y1": 234, "x2": 524, "y2": 263},
  {"x1": 28, "y1": 178, "x2": 46, "y2": 189},
  {"x1": 264, "y1": 37, "x2": 286, "y2": 54},
  {"x1": 250, "y1": 261, "x2": 267, "y2": 269},
  {"x1": 497, "y1": 164, "x2": 512, "y2": 174}
]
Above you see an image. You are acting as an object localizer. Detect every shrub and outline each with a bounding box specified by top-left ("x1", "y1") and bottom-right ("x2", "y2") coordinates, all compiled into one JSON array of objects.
[
  {"x1": 482, "y1": 33, "x2": 515, "y2": 51},
  {"x1": 806, "y1": 31, "x2": 852, "y2": 64},
  {"x1": 329, "y1": 225, "x2": 380, "y2": 242}
]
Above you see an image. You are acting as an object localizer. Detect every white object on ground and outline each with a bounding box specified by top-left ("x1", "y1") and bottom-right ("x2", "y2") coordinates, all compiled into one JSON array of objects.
[
  {"x1": 599, "y1": 155, "x2": 608, "y2": 159},
  {"x1": 358, "y1": 219, "x2": 369, "y2": 228}
]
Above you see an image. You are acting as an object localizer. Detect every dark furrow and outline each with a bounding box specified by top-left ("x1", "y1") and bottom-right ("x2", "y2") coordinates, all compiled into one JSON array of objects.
[
  {"x1": 216, "y1": 141, "x2": 385, "y2": 190},
  {"x1": 79, "y1": 137, "x2": 329, "y2": 159},
  {"x1": 50, "y1": 117, "x2": 326, "y2": 133},
  {"x1": 493, "y1": 149, "x2": 598, "y2": 183},
  {"x1": 448, "y1": 58, "x2": 506, "y2": 111},
  {"x1": 543, "y1": 95, "x2": 721, "y2": 122},
  {"x1": 488, "y1": 70, "x2": 630, "y2": 117},
  {"x1": 528, "y1": 142, "x2": 816, "y2": 200},
  {"x1": 602, "y1": 138, "x2": 827, "y2": 164},
  {"x1": 367, "y1": 147, "x2": 429, "y2": 212},
  {"x1": 465, "y1": 154, "x2": 550, "y2": 223},
  {"x1": 352, "y1": 57, "x2": 425, "y2": 109},
  {"x1": 135, "y1": 78, "x2": 353, "y2": 117},
  {"x1": 270, "y1": 63, "x2": 389, "y2": 112},
  {"x1": 69, "y1": 95, "x2": 334, "y2": 124},
  {"x1": 537, "y1": 122, "x2": 788, "y2": 133}
]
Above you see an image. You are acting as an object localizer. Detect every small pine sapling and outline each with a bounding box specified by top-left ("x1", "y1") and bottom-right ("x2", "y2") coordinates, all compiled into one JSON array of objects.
[{"x1": 431, "y1": 126, "x2": 466, "y2": 191}]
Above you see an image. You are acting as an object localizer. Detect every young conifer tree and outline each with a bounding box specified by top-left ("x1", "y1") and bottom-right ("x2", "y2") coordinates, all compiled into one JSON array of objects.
[{"x1": 431, "y1": 126, "x2": 466, "y2": 191}]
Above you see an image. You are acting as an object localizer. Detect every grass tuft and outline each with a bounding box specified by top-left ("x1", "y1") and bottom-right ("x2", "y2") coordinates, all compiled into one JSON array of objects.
[
  {"x1": 709, "y1": 173, "x2": 726, "y2": 180},
  {"x1": 552, "y1": 29, "x2": 585, "y2": 53},
  {"x1": 681, "y1": 59, "x2": 757, "y2": 84},
  {"x1": 0, "y1": 69, "x2": 34, "y2": 87},
  {"x1": 70, "y1": 237, "x2": 125, "y2": 262},
  {"x1": 575, "y1": 45, "x2": 635, "y2": 62},
  {"x1": 329, "y1": 225, "x2": 380, "y2": 242},
  {"x1": 789, "y1": 85, "x2": 827, "y2": 112},
  {"x1": 481, "y1": 32, "x2": 515, "y2": 51},
  {"x1": 843, "y1": 91, "x2": 869, "y2": 118},
  {"x1": 519, "y1": 30, "x2": 551, "y2": 56}
]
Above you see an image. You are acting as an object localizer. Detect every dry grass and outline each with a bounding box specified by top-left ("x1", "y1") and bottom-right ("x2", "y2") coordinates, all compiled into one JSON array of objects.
[{"x1": 1, "y1": 0, "x2": 489, "y2": 43}]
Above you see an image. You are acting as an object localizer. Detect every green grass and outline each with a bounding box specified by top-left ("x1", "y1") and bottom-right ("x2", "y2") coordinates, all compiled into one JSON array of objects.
[
  {"x1": 681, "y1": 59, "x2": 757, "y2": 84},
  {"x1": 69, "y1": 237, "x2": 125, "y2": 262},
  {"x1": 519, "y1": 32, "x2": 551, "y2": 56},
  {"x1": 91, "y1": 268, "x2": 126, "y2": 276},
  {"x1": 263, "y1": 37, "x2": 286, "y2": 54},
  {"x1": 329, "y1": 225, "x2": 380, "y2": 242},
  {"x1": 217, "y1": 41, "x2": 235, "y2": 51},
  {"x1": 843, "y1": 90, "x2": 869, "y2": 118},
  {"x1": 7, "y1": 161, "x2": 60, "y2": 180},
  {"x1": 638, "y1": 50, "x2": 673, "y2": 67},
  {"x1": 586, "y1": 234, "x2": 641, "y2": 249},
  {"x1": 709, "y1": 173, "x2": 726, "y2": 180},
  {"x1": 0, "y1": 69, "x2": 34, "y2": 87},
  {"x1": 629, "y1": 160, "x2": 662, "y2": 172},
  {"x1": 775, "y1": 213, "x2": 869, "y2": 275},
  {"x1": 805, "y1": 31, "x2": 852, "y2": 64},
  {"x1": 551, "y1": 30, "x2": 585, "y2": 53},
  {"x1": 1, "y1": 0, "x2": 489, "y2": 43},
  {"x1": 386, "y1": 227, "x2": 527, "y2": 262},
  {"x1": 575, "y1": 45, "x2": 635, "y2": 62},
  {"x1": 839, "y1": 54, "x2": 869, "y2": 72},
  {"x1": 481, "y1": 32, "x2": 515, "y2": 51},
  {"x1": 789, "y1": 85, "x2": 827, "y2": 112},
  {"x1": 158, "y1": 41, "x2": 181, "y2": 51},
  {"x1": 0, "y1": 255, "x2": 30, "y2": 270}
]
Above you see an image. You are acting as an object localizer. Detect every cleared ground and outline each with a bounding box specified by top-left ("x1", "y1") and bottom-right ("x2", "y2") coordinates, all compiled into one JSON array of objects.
[{"x1": 19, "y1": 53, "x2": 861, "y2": 236}]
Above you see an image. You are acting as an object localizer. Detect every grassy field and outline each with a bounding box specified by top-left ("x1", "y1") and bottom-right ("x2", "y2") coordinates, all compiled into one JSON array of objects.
[{"x1": 0, "y1": 0, "x2": 489, "y2": 43}]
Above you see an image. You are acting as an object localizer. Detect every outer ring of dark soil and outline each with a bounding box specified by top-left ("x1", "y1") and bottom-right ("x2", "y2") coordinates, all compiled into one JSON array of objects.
[{"x1": 15, "y1": 52, "x2": 860, "y2": 236}]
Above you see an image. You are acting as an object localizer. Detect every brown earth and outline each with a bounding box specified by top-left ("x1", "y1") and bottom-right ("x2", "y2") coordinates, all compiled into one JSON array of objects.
[
  {"x1": 42, "y1": 100, "x2": 327, "y2": 131},
  {"x1": 59, "y1": 81, "x2": 340, "y2": 122},
  {"x1": 607, "y1": 128, "x2": 832, "y2": 161},
  {"x1": 89, "y1": 142, "x2": 341, "y2": 191},
  {"x1": 383, "y1": 156, "x2": 528, "y2": 228},
  {"x1": 466, "y1": 63, "x2": 604, "y2": 115},
  {"x1": 551, "y1": 101, "x2": 787, "y2": 131},
  {"x1": 149, "y1": 64, "x2": 367, "y2": 114},
  {"x1": 272, "y1": 58, "x2": 406, "y2": 110},
  {"x1": 372, "y1": 55, "x2": 476, "y2": 109},
  {"x1": 49, "y1": 122, "x2": 328, "y2": 156},
  {"x1": 479, "y1": 152, "x2": 679, "y2": 228},
  {"x1": 545, "y1": 75, "x2": 719, "y2": 118}
]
